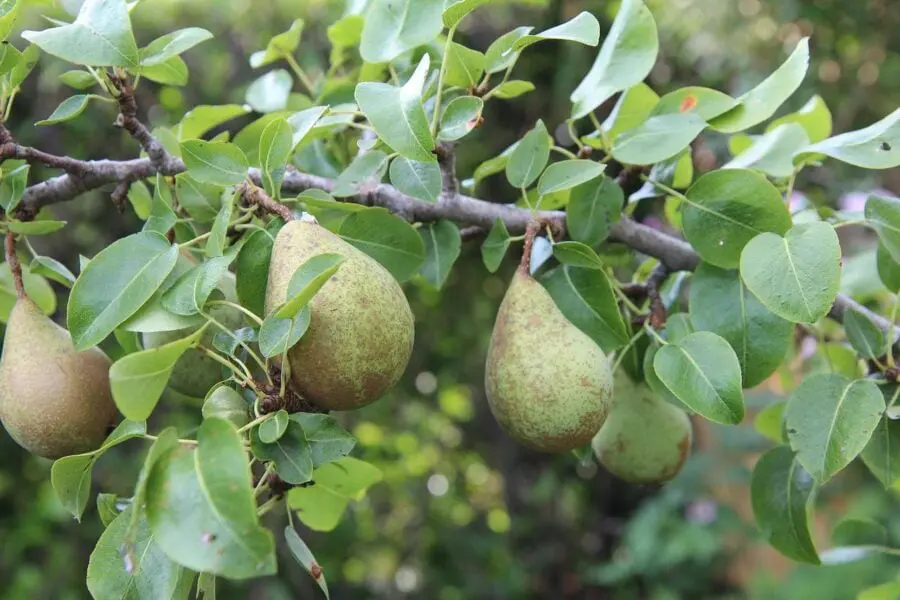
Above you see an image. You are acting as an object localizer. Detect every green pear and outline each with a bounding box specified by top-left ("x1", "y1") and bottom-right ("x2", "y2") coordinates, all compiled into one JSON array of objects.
[
  {"x1": 265, "y1": 219, "x2": 414, "y2": 410},
  {"x1": 485, "y1": 269, "x2": 613, "y2": 452},
  {"x1": 592, "y1": 370, "x2": 692, "y2": 483},
  {"x1": 0, "y1": 297, "x2": 118, "y2": 459},
  {"x1": 142, "y1": 273, "x2": 243, "y2": 398}
]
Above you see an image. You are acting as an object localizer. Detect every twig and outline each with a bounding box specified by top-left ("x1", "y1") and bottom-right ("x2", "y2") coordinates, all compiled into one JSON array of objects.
[
  {"x1": 519, "y1": 221, "x2": 541, "y2": 274},
  {"x1": 436, "y1": 142, "x2": 458, "y2": 199},
  {"x1": 460, "y1": 226, "x2": 486, "y2": 241},
  {"x1": 646, "y1": 263, "x2": 671, "y2": 329},
  {"x1": 4, "y1": 232, "x2": 24, "y2": 298},
  {"x1": 109, "y1": 72, "x2": 176, "y2": 172},
  {"x1": 110, "y1": 181, "x2": 130, "y2": 213},
  {"x1": 238, "y1": 182, "x2": 293, "y2": 222}
]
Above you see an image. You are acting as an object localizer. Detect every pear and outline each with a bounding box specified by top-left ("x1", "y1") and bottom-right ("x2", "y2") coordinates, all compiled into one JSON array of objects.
[
  {"x1": 0, "y1": 297, "x2": 118, "y2": 459},
  {"x1": 142, "y1": 273, "x2": 243, "y2": 398},
  {"x1": 265, "y1": 220, "x2": 414, "y2": 410},
  {"x1": 592, "y1": 370, "x2": 692, "y2": 483},
  {"x1": 485, "y1": 269, "x2": 613, "y2": 452}
]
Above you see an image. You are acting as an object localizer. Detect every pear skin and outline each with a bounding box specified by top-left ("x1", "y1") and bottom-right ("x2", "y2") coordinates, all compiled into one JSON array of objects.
[
  {"x1": 265, "y1": 220, "x2": 414, "y2": 410},
  {"x1": 0, "y1": 297, "x2": 118, "y2": 459},
  {"x1": 485, "y1": 269, "x2": 613, "y2": 452},
  {"x1": 592, "y1": 370, "x2": 692, "y2": 483}
]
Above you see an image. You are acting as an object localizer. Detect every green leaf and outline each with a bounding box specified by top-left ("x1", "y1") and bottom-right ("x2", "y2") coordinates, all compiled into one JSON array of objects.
[
  {"x1": 739, "y1": 222, "x2": 842, "y2": 324},
  {"x1": 174, "y1": 174, "x2": 222, "y2": 223},
  {"x1": 29, "y1": 255, "x2": 76, "y2": 287},
  {"x1": 512, "y1": 11, "x2": 600, "y2": 52},
  {"x1": 653, "y1": 331, "x2": 745, "y2": 424},
  {"x1": 754, "y1": 402, "x2": 787, "y2": 444},
  {"x1": 290, "y1": 413, "x2": 357, "y2": 467},
  {"x1": 612, "y1": 112, "x2": 707, "y2": 165},
  {"x1": 437, "y1": 96, "x2": 483, "y2": 142},
  {"x1": 566, "y1": 177, "x2": 623, "y2": 246},
  {"x1": 180, "y1": 140, "x2": 249, "y2": 186},
  {"x1": 137, "y1": 55, "x2": 188, "y2": 87},
  {"x1": 650, "y1": 86, "x2": 737, "y2": 121},
  {"x1": 794, "y1": 107, "x2": 900, "y2": 169},
  {"x1": 245, "y1": 69, "x2": 292, "y2": 114},
  {"x1": 36, "y1": 94, "x2": 103, "y2": 126},
  {"x1": 588, "y1": 83, "x2": 659, "y2": 146},
  {"x1": 59, "y1": 69, "x2": 97, "y2": 90},
  {"x1": 481, "y1": 218, "x2": 510, "y2": 273},
  {"x1": 359, "y1": 0, "x2": 443, "y2": 63},
  {"x1": 444, "y1": 42, "x2": 484, "y2": 89},
  {"x1": 491, "y1": 80, "x2": 535, "y2": 100},
  {"x1": 235, "y1": 220, "x2": 284, "y2": 317},
  {"x1": 258, "y1": 410, "x2": 289, "y2": 444},
  {"x1": 7, "y1": 219, "x2": 66, "y2": 235},
  {"x1": 22, "y1": 0, "x2": 139, "y2": 67},
  {"x1": 537, "y1": 160, "x2": 604, "y2": 195},
  {"x1": 0, "y1": 0, "x2": 20, "y2": 42},
  {"x1": 785, "y1": 374, "x2": 884, "y2": 483},
  {"x1": 390, "y1": 157, "x2": 442, "y2": 203},
  {"x1": 832, "y1": 519, "x2": 888, "y2": 549},
  {"x1": 177, "y1": 104, "x2": 250, "y2": 141},
  {"x1": 0, "y1": 260, "x2": 56, "y2": 323},
  {"x1": 287, "y1": 457, "x2": 383, "y2": 532},
  {"x1": 68, "y1": 232, "x2": 178, "y2": 350},
  {"x1": 768, "y1": 95, "x2": 832, "y2": 143},
  {"x1": 258, "y1": 118, "x2": 293, "y2": 199},
  {"x1": 339, "y1": 209, "x2": 425, "y2": 282},
  {"x1": 250, "y1": 421, "x2": 313, "y2": 484},
  {"x1": 355, "y1": 54, "x2": 435, "y2": 162},
  {"x1": 861, "y1": 388, "x2": 900, "y2": 488},
  {"x1": 542, "y1": 265, "x2": 629, "y2": 352},
  {"x1": 418, "y1": 220, "x2": 461, "y2": 290},
  {"x1": 87, "y1": 507, "x2": 184, "y2": 600},
  {"x1": 126, "y1": 180, "x2": 152, "y2": 219},
  {"x1": 6, "y1": 43, "x2": 38, "y2": 88},
  {"x1": 484, "y1": 26, "x2": 532, "y2": 73},
  {"x1": 689, "y1": 263, "x2": 792, "y2": 388},
  {"x1": 110, "y1": 327, "x2": 205, "y2": 421},
  {"x1": 750, "y1": 446, "x2": 819, "y2": 564},
  {"x1": 141, "y1": 27, "x2": 212, "y2": 66},
  {"x1": 552, "y1": 241, "x2": 604, "y2": 269},
  {"x1": 146, "y1": 418, "x2": 277, "y2": 579},
  {"x1": 442, "y1": 0, "x2": 489, "y2": 28},
  {"x1": 506, "y1": 119, "x2": 551, "y2": 188},
  {"x1": 162, "y1": 257, "x2": 232, "y2": 316},
  {"x1": 274, "y1": 253, "x2": 346, "y2": 319},
  {"x1": 202, "y1": 386, "x2": 250, "y2": 428},
  {"x1": 284, "y1": 526, "x2": 330, "y2": 599},
  {"x1": 570, "y1": 0, "x2": 658, "y2": 119},
  {"x1": 710, "y1": 38, "x2": 810, "y2": 133},
  {"x1": 205, "y1": 189, "x2": 236, "y2": 258},
  {"x1": 877, "y1": 241, "x2": 900, "y2": 292},
  {"x1": 0, "y1": 163, "x2": 28, "y2": 212},
  {"x1": 258, "y1": 306, "x2": 311, "y2": 358},
  {"x1": 866, "y1": 195, "x2": 900, "y2": 262},
  {"x1": 844, "y1": 309, "x2": 888, "y2": 359},
  {"x1": 250, "y1": 18, "x2": 304, "y2": 68},
  {"x1": 287, "y1": 106, "x2": 328, "y2": 149},
  {"x1": 51, "y1": 420, "x2": 146, "y2": 520},
  {"x1": 724, "y1": 123, "x2": 810, "y2": 178},
  {"x1": 332, "y1": 151, "x2": 389, "y2": 198},
  {"x1": 142, "y1": 177, "x2": 177, "y2": 236},
  {"x1": 683, "y1": 169, "x2": 792, "y2": 269}
]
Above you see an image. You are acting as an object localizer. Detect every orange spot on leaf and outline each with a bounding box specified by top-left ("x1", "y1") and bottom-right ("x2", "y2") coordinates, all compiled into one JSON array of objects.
[{"x1": 680, "y1": 95, "x2": 698, "y2": 113}]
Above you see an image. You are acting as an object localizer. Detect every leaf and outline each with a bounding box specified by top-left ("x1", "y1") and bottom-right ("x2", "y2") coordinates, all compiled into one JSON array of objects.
[
  {"x1": 258, "y1": 306, "x2": 311, "y2": 358},
  {"x1": 650, "y1": 86, "x2": 737, "y2": 121},
  {"x1": 552, "y1": 241, "x2": 604, "y2": 269},
  {"x1": 537, "y1": 160, "x2": 604, "y2": 195},
  {"x1": 250, "y1": 18, "x2": 304, "y2": 68},
  {"x1": 250, "y1": 421, "x2": 313, "y2": 484},
  {"x1": 284, "y1": 526, "x2": 330, "y2": 599},
  {"x1": 146, "y1": 418, "x2": 277, "y2": 579},
  {"x1": 491, "y1": 80, "x2": 535, "y2": 100},
  {"x1": 844, "y1": 309, "x2": 887, "y2": 359},
  {"x1": 484, "y1": 26, "x2": 532, "y2": 73},
  {"x1": 794, "y1": 107, "x2": 900, "y2": 169},
  {"x1": 137, "y1": 55, "x2": 188, "y2": 87},
  {"x1": 785, "y1": 374, "x2": 884, "y2": 483},
  {"x1": 291, "y1": 413, "x2": 357, "y2": 467},
  {"x1": 587, "y1": 83, "x2": 660, "y2": 146},
  {"x1": 258, "y1": 410, "x2": 289, "y2": 444},
  {"x1": 865, "y1": 195, "x2": 900, "y2": 262},
  {"x1": 258, "y1": 118, "x2": 293, "y2": 198},
  {"x1": 68, "y1": 232, "x2": 178, "y2": 350},
  {"x1": 418, "y1": 220, "x2": 461, "y2": 290},
  {"x1": 653, "y1": 331, "x2": 745, "y2": 424},
  {"x1": 390, "y1": 157, "x2": 441, "y2": 203},
  {"x1": 689, "y1": 263, "x2": 792, "y2": 388},
  {"x1": 87, "y1": 507, "x2": 184, "y2": 600},
  {"x1": 359, "y1": 0, "x2": 442, "y2": 63},
  {"x1": 0, "y1": 261, "x2": 56, "y2": 323},
  {"x1": 612, "y1": 112, "x2": 707, "y2": 165},
  {"x1": 755, "y1": 402, "x2": 787, "y2": 444},
  {"x1": 245, "y1": 69, "x2": 292, "y2": 114},
  {"x1": 29, "y1": 255, "x2": 76, "y2": 287},
  {"x1": 506, "y1": 119, "x2": 551, "y2": 189},
  {"x1": 22, "y1": 0, "x2": 139, "y2": 67},
  {"x1": 0, "y1": 0, "x2": 20, "y2": 42},
  {"x1": 724, "y1": 123, "x2": 810, "y2": 178},
  {"x1": 0, "y1": 163, "x2": 28, "y2": 212},
  {"x1": 859, "y1": 583, "x2": 900, "y2": 600},
  {"x1": 202, "y1": 386, "x2": 250, "y2": 428},
  {"x1": 877, "y1": 241, "x2": 900, "y2": 291},
  {"x1": 444, "y1": 42, "x2": 484, "y2": 89},
  {"x1": 768, "y1": 95, "x2": 832, "y2": 143},
  {"x1": 287, "y1": 457, "x2": 383, "y2": 532},
  {"x1": 142, "y1": 176, "x2": 177, "y2": 236},
  {"x1": 180, "y1": 140, "x2": 249, "y2": 186},
  {"x1": 570, "y1": 0, "x2": 658, "y2": 119},
  {"x1": 175, "y1": 174, "x2": 222, "y2": 223},
  {"x1": 512, "y1": 11, "x2": 600, "y2": 52},
  {"x1": 110, "y1": 327, "x2": 205, "y2": 421},
  {"x1": 542, "y1": 265, "x2": 629, "y2": 352},
  {"x1": 177, "y1": 104, "x2": 250, "y2": 141},
  {"x1": 355, "y1": 54, "x2": 435, "y2": 162},
  {"x1": 437, "y1": 96, "x2": 483, "y2": 142},
  {"x1": 751, "y1": 446, "x2": 819, "y2": 564},
  {"x1": 682, "y1": 169, "x2": 792, "y2": 269},
  {"x1": 481, "y1": 218, "x2": 510, "y2": 273},
  {"x1": 287, "y1": 106, "x2": 328, "y2": 149},
  {"x1": 235, "y1": 220, "x2": 284, "y2": 317},
  {"x1": 739, "y1": 222, "x2": 842, "y2": 324},
  {"x1": 332, "y1": 151, "x2": 389, "y2": 198},
  {"x1": 205, "y1": 190, "x2": 236, "y2": 258},
  {"x1": 51, "y1": 420, "x2": 146, "y2": 520},
  {"x1": 36, "y1": 94, "x2": 103, "y2": 126},
  {"x1": 339, "y1": 209, "x2": 425, "y2": 282},
  {"x1": 709, "y1": 38, "x2": 810, "y2": 133},
  {"x1": 141, "y1": 27, "x2": 212, "y2": 66},
  {"x1": 7, "y1": 219, "x2": 67, "y2": 235},
  {"x1": 275, "y1": 253, "x2": 346, "y2": 319}
]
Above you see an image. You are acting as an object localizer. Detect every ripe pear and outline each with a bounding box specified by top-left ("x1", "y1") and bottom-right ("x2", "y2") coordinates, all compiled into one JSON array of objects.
[
  {"x1": 265, "y1": 220, "x2": 414, "y2": 410},
  {"x1": 142, "y1": 273, "x2": 243, "y2": 398},
  {"x1": 0, "y1": 297, "x2": 118, "y2": 459},
  {"x1": 485, "y1": 269, "x2": 613, "y2": 452},
  {"x1": 592, "y1": 370, "x2": 692, "y2": 483}
]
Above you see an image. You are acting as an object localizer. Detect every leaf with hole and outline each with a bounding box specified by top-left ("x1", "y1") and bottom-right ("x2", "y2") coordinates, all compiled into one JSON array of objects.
[{"x1": 794, "y1": 107, "x2": 900, "y2": 169}]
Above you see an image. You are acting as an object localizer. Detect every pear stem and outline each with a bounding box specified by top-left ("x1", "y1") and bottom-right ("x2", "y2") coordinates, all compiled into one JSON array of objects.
[
  {"x1": 4, "y1": 232, "x2": 24, "y2": 298},
  {"x1": 518, "y1": 221, "x2": 541, "y2": 274}
]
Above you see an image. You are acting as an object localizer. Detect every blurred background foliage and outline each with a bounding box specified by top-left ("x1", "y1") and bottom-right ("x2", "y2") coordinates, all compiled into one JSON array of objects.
[{"x1": 2, "y1": 0, "x2": 900, "y2": 598}]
